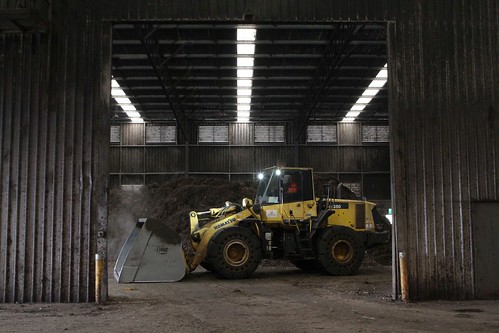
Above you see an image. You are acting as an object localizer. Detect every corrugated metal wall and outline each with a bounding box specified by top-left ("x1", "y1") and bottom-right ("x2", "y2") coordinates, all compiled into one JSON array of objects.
[
  {"x1": 0, "y1": 0, "x2": 496, "y2": 302},
  {"x1": 1, "y1": 1, "x2": 110, "y2": 302},
  {"x1": 388, "y1": 1, "x2": 498, "y2": 300}
]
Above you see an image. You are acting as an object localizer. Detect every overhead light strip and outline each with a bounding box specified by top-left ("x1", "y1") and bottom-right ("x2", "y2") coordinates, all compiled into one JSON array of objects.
[
  {"x1": 111, "y1": 79, "x2": 144, "y2": 123},
  {"x1": 342, "y1": 63, "x2": 387, "y2": 122},
  {"x1": 236, "y1": 27, "x2": 256, "y2": 122}
]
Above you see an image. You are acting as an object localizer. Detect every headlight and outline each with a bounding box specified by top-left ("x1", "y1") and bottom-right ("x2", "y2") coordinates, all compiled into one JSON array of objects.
[{"x1": 242, "y1": 198, "x2": 253, "y2": 208}]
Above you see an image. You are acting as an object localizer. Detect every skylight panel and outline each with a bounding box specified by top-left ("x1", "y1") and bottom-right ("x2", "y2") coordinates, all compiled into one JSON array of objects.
[
  {"x1": 126, "y1": 111, "x2": 141, "y2": 118},
  {"x1": 115, "y1": 97, "x2": 131, "y2": 105},
  {"x1": 237, "y1": 69, "x2": 254, "y2": 77},
  {"x1": 362, "y1": 89, "x2": 380, "y2": 96},
  {"x1": 111, "y1": 88, "x2": 126, "y2": 96},
  {"x1": 342, "y1": 117, "x2": 356, "y2": 122},
  {"x1": 237, "y1": 44, "x2": 255, "y2": 55},
  {"x1": 342, "y1": 63, "x2": 387, "y2": 122},
  {"x1": 350, "y1": 104, "x2": 366, "y2": 111},
  {"x1": 237, "y1": 111, "x2": 250, "y2": 118},
  {"x1": 237, "y1": 104, "x2": 251, "y2": 111},
  {"x1": 120, "y1": 104, "x2": 137, "y2": 111},
  {"x1": 346, "y1": 111, "x2": 361, "y2": 118},
  {"x1": 356, "y1": 97, "x2": 373, "y2": 104},
  {"x1": 368, "y1": 79, "x2": 387, "y2": 88},
  {"x1": 237, "y1": 28, "x2": 256, "y2": 41},
  {"x1": 112, "y1": 79, "x2": 143, "y2": 122},
  {"x1": 237, "y1": 89, "x2": 252, "y2": 96},
  {"x1": 236, "y1": 27, "x2": 256, "y2": 122},
  {"x1": 237, "y1": 57, "x2": 254, "y2": 67},
  {"x1": 238, "y1": 97, "x2": 251, "y2": 104},
  {"x1": 237, "y1": 79, "x2": 253, "y2": 87}
]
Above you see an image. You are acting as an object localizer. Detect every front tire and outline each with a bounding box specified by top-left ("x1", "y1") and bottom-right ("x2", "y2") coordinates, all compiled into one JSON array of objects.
[
  {"x1": 315, "y1": 228, "x2": 365, "y2": 275},
  {"x1": 207, "y1": 227, "x2": 262, "y2": 279}
]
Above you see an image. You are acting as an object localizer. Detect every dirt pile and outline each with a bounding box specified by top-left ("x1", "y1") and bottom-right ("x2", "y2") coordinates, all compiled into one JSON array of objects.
[
  {"x1": 108, "y1": 177, "x2": 256, "y2": 260},
  {"x1": 313, "y1": 174, "x2": 359, "y2": 200}
]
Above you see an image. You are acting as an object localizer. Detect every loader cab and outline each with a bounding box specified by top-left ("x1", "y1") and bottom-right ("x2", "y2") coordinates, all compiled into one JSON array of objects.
[{"x1": 255, "y1": 167, "x2": 317, "y2": 221}]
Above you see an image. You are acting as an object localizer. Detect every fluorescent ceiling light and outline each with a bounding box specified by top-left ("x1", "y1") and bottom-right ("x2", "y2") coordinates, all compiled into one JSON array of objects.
[
  {"x1": 237, "y1": 79, "x2": 252, "y2": 87},
  {"x1": 369, "y1": 79, "x2": 387, "y2": 88},
  {"x1": 112, "y1": 78, "x2": 143, "y2": 122},
  {"x1": 236, "y1": 28, "x2": 256, "y2": 122},
  {"x1": 111, "y1": 88, "x2": 126, "y2": 96},
  {"x1": 115, "y1": 97, "x2": 131, "y2": 104},
  {"x1": 342, "y1": 63, "x2": 388, "y2": 122},
  {"x1": 237, "y1": 44, "x2": 255, "y2": 55},
  {"x1": 376, "y1": 68, "x2": 388, "y2": 78},
  {"x1": 342, "y1": 117, "x2": 356, "y2": 122},
  {"x1": 120, "y1": 104, "x2": 137, "y2": 111},
  {"x1": 237, "y1": 104, "x2": 251, "y2": 111},
  {"x1": 356, "y1": 97, "x2": 373, "y2": 104},
  {"x1": 125, "y1": 111, "x2": 141, "y2": 118},
  {"x1": 362, "y1": 89, "x2": 380, "y2": 96},
  {"x1": 237, "y1": 57, "x2": 254, "y2": 67},
  {"x1": 237, "y1": 89, "x2": 252, "y2": 96},
  {"x1": 130, "y1": 117, "x2": 144, "y2": 123},
  {"x1": 346, "y1": 111, "x2": 361, "y2": 118},
  {"x1": 350, "y1": 104, "x2": 366, "y2": 111},
  {"x1": 237, "y1": 111, "x2": 250, "y2": 118},
  {"x1": 237, "y1": 69, "x2": 253, "y2": 77},
  {"x1": 238, "y1": 97, "x2": 251, "y2": 104},
  {"x1": 237, "y1": 28, "x2": 256, "y2": 41}
]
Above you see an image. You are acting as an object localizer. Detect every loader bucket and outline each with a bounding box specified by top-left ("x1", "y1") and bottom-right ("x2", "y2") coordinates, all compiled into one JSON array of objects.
[{"x1": 114, "y1": 218, "x2": 186, "y2": 283}]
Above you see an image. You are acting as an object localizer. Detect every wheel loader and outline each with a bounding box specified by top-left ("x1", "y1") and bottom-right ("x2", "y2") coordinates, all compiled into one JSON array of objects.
[{"x1": 114, "y1": 167, "x2": 390, "y2": 282}]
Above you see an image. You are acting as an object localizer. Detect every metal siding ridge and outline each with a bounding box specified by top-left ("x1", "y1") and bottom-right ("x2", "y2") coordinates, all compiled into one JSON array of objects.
[
  {"x1": 33, "y1": 33, "x2": 49, "y2": 303},
  {"x1": 0, "y1": 35, "x2": 15, "y2": 302},
  {"x1": 25, "y1": 34, "x2": 40, "y2": 303},
  {"x1": 17, "y1": 34, "x2": 32, "y2": 303},
  {"x1": 0, "y1": 35, "x2": 7, "y2": 303},
  {"x1": 63, "y1": 22, "x2": 77, "y2": 302}
]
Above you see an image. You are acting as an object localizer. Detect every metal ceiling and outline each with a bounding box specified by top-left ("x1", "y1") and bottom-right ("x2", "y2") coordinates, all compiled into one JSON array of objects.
[{"x1": 111, "y1": 23, "x2": 387, "y2": 124}]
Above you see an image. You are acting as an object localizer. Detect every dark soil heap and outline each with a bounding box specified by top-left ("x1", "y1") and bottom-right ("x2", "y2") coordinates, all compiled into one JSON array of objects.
[{"x1": 108, "y1": 177, "x2": 256, "y2": 259}]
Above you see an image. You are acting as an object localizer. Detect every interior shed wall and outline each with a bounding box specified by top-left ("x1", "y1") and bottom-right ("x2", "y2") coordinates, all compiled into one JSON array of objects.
[
  {"x1": 0, "y1": 0, "x2": 497, "y2": 303},
  {"x1": 109, "y1": 121, "x2": 391, "y2": 201}
]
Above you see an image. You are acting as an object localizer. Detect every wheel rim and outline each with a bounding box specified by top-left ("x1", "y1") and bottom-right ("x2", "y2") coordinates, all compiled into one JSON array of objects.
[
  {"x1": 331, "y1": 240, "x2": 353, "y2": 263},
  {"x1": 223, "y1": 240, "x2": 250, "y2": 267}
]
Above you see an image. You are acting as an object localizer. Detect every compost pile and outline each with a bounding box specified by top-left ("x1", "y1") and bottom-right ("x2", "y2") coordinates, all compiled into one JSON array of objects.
[{"x1": 108, "y1": 177, "x2": 256, "y2": 260}]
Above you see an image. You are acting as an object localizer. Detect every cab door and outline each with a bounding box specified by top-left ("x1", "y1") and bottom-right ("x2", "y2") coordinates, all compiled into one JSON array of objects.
[{"x1": 281, "y1": 169, "x2": 317, "y2": 220}]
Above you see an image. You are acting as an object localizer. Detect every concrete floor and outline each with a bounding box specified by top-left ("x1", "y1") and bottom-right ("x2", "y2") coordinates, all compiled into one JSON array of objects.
[{"x1": 0, "y1": 263, "x2": 498, "y2": 332}]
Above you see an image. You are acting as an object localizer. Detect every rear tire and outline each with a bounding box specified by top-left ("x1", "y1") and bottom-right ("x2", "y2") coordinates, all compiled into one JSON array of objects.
[
  {"x1": 207, "y1": 227, "x2": 262, "y2": 279},
  {"x1": 315, "y1": 228, "x2": 365, "y2": 275}
]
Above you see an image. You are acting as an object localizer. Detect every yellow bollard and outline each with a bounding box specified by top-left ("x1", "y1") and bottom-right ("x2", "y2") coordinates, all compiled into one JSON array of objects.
[
  {"x1": 399, "y1": 251, "x2": 409, "y2": 302},
  {"x1": 95, "y1": 253, "x2": 103, "y2": 304}
]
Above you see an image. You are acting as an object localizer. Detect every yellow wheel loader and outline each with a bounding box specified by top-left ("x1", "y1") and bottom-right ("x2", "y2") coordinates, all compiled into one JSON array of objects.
[{"x1": 114, "y1": 167, "x2": 390, "y2": 282}]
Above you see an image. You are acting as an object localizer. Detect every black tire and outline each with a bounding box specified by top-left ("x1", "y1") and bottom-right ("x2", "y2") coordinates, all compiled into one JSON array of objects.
[
  {"x1": 207, "y1": 227, "x2": 262, "y2": 279},
  {"x1": 315, "y1": 228, "x2": 365, "y2": 276},
  {"x1": 290, "y1": 259, "x2": 321, "y2": 272},
  {"x1": 200, "y1": 260, "x2": 213, "y2": 272}
]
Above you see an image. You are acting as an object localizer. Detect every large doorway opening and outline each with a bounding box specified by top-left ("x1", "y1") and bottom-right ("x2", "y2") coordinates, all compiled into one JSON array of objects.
[{"x1": 106, "y1": 21, "x2": 391, "y2": 295}]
